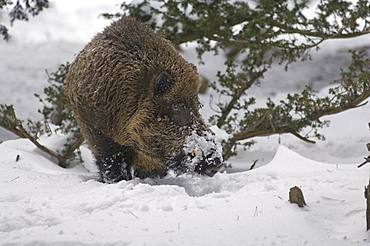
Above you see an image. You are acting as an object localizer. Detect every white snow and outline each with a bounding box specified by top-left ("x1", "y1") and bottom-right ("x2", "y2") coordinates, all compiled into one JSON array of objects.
[{"x1": 0, "y1": 139, "x2": 369, "y2": 245}]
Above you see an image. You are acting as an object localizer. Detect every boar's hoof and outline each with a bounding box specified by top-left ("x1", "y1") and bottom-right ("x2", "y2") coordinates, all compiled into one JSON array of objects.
[{"x1": 96, "y1": 152, "x2": 132, "y2": 183}]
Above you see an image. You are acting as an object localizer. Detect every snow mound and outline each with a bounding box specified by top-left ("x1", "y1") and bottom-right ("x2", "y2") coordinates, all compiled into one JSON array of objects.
[
  {"x1": 259, "y1": 145, "x2": 336, "y2": 172},
  {"x1": 0, "y1": 139, "x2": 369, "y2": 245}
]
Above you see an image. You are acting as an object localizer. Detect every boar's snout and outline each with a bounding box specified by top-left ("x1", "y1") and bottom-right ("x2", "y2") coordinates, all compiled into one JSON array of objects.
[
  {"x1": 167, "y1": 130, "x2": 224, "y2": 177},
  {"x1": 194, "y1": 153, "x2": 222, "y2": 177}
]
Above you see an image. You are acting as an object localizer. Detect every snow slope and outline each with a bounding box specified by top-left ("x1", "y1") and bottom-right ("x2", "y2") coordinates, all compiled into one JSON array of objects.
[{"x1": 0, "y1": 138, "x2": 369, "y2": 245}]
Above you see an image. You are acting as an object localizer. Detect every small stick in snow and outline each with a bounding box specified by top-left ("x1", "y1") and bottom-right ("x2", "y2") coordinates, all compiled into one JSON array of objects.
[
  {"x1": 249, "y1": 160, "x2": 258, "y2": 170},
  {"x1": 289, "y1": 186, "x2": 307, "y2": 207},
  {"x1": 358, "y1": 156, "x2": 370, "y2": 168},
  {"x1": 359, "y1": 123, "x2": 370, "y2": 168},
  {"x1": 15, "y1": 154, "x2": 20, "y2": 162},
  {"x1": 8, "y1": 176, "x2": 19, "y2": 182},
  {"x1": 127, "y1": 210, "x2": 139, "y2": 219},
  {"x1": 365, "y1": 180, "x2": 370, "y2": 230}
]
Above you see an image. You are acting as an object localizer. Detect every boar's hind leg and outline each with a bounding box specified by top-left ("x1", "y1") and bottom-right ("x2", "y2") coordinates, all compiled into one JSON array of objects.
[{"x1": 92, "y1": 133, "x2": 133, "y2": 183}]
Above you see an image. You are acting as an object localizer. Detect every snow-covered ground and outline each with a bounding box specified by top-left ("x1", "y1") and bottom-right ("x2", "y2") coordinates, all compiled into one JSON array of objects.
[
  {"x1": 0, "y1": 139, "x2": 369, "y2": 245},
  {"x1": 1, "y1": 1, "x2": 370, "y2": 245}
]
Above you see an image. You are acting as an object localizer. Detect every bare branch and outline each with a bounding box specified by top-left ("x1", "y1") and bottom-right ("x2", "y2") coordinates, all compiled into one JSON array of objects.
[
  {"x1": 272, "y1": 22, "x2": 370, "y2": 40},
  {"x1": 0, "y1": 105, "x2": 81, "y2": 167},
  {"x1": 290, "y1": 131, "x2": 316, "y2": 144}
]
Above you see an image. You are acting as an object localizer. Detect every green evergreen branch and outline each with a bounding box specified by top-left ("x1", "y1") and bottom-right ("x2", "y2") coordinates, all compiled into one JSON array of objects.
[
  {"x1": 216, "y1": 69, "x2": 266, "y2": 128},
  {"x1": 222, "y1": 54, "x2": 370, "y2": 159}
]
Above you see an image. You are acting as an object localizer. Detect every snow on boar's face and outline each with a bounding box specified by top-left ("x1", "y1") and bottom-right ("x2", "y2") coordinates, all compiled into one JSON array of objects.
[{"x1": 126, "y1": 61, "x2": 223, "y2": 178}]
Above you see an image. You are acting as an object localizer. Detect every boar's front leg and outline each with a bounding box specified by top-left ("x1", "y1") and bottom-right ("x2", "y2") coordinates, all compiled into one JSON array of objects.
[
  {"x1": 96, "y1": 150, "x2": 132, "y2": 183},
  {"x1": 86, "y1": 131, "x2": 133, "y2": 183}
]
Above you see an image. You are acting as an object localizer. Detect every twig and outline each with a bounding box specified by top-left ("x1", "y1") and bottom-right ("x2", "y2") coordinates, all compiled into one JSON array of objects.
[
  {"x1": 358, "y1": 156, "x2": 370, "y2": 168},
  {"x1": 290, "y1": 131, "x2": 316, "y2": 144},
  {"x1": 271, "y1": 21, "x2": 370, "y2": 40},
  {"x1": 8, "y1": 176, "x2": 20, "y2": 182},
  {"x1": 249, "y1": 160, "x2": 258, "y2": 170},
  {"x1": 127, "y1": 210, "x2": 139, "y2": 219}
]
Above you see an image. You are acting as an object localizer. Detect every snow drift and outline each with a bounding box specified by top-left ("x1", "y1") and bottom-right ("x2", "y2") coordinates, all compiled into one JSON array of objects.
[{"x1": 0, "y1": 138, "x2": 369, "y2": 245}]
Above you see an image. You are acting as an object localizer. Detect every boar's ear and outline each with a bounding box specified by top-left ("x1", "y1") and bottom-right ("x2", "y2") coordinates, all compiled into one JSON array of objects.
[{"x1": 154, "y1": 72, "x2": 173, "y2": 96}]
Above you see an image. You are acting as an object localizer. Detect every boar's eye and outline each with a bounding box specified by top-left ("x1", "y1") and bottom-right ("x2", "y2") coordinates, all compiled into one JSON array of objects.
[{"x1": 155, "y1": 72, "x2": 173, "y2": 96}]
